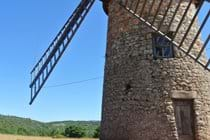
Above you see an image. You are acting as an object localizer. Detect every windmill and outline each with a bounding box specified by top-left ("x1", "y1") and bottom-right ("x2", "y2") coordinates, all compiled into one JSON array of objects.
[{"x1": 30, "y1": 0, "x2": 210, "y2": 139}]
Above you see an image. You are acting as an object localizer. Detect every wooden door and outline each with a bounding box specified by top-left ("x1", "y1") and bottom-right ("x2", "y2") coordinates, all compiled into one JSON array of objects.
[{"x1": 174, "y1": 100, "x2": 195, "y2": 140}]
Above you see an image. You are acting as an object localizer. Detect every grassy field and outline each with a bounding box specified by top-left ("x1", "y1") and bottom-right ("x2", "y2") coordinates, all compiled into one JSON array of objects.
[{"x1": 0, "y1": 134, "x2": 98, "y2": 140}]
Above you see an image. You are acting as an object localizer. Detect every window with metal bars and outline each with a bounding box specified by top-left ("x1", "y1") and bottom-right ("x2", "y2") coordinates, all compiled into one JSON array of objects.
[{"x1": 152, "y1": 32, "x2": 174, "y2": 59}]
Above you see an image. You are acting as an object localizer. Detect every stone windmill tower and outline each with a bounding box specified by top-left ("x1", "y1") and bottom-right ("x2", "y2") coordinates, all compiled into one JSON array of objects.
[
  {"x1": 29, "y1": 0, "x2": 210, "y2": 139},
  {"x1": 100, "y1": 0, "x2": 210, "y2": 140}
]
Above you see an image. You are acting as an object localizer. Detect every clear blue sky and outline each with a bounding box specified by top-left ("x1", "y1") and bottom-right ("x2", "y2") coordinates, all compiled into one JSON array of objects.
[{"x1": 0, "y1": 0, "x2": 209, "y2": 122}]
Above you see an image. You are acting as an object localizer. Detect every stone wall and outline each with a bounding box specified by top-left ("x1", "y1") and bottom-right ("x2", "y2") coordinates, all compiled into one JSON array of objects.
[{"x1": 100, "y1": 0, "x2": 210, "y2": 140}]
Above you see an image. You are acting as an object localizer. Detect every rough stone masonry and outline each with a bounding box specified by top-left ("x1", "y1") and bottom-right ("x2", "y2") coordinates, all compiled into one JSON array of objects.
[{"x1": 100, "y1": 0, "x2": 210, "y2": 140}]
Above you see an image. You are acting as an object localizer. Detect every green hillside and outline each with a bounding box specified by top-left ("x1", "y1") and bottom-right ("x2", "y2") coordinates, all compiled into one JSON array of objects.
[{"x1": 0, "y1": 114, "x2": 100, "y2": 137}]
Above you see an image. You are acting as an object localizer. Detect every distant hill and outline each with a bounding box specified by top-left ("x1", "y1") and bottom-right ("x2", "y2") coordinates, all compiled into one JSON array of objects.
[{"x1": 0, "y1": 114, "x2": 100, "y2": 137}]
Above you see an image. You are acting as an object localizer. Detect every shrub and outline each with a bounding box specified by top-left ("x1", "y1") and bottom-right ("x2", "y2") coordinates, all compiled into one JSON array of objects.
[
  {"x1": 64, "y1": 125, "x2": 85, "y2": 138},
  {"x1": 50, "y1": 129, "x2": 61, "y2": 137},
  {"x1": 17, "y1": 128, "x2": 28, "y2": 135},
  {"x1": 93, "y1": 126, "x2": 100, "y2": 138}
]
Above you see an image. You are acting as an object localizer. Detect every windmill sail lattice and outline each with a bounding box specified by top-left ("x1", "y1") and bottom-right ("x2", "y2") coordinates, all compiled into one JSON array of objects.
[
  {"x1": 29, "y1": 0, "x2": 95, "y2": 105},
  {"x1": 119, "y1": 0, "x2": 210, "y2": 70}
]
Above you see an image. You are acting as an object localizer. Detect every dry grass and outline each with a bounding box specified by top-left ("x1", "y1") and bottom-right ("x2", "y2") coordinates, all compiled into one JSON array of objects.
[{"x1": 0, "y1": 134, "x2": 98, "y2": 140}]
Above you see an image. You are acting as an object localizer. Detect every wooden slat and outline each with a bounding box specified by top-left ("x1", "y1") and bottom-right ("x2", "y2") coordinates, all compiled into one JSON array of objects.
[{"x1": 119, "y1": 0, "x2": 210, "y2": 71}]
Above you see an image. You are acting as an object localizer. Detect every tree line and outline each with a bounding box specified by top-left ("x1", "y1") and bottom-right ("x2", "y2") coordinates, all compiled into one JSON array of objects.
[{"x1": 0, "y1": 114, "x2": 100, "y2": 138}]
